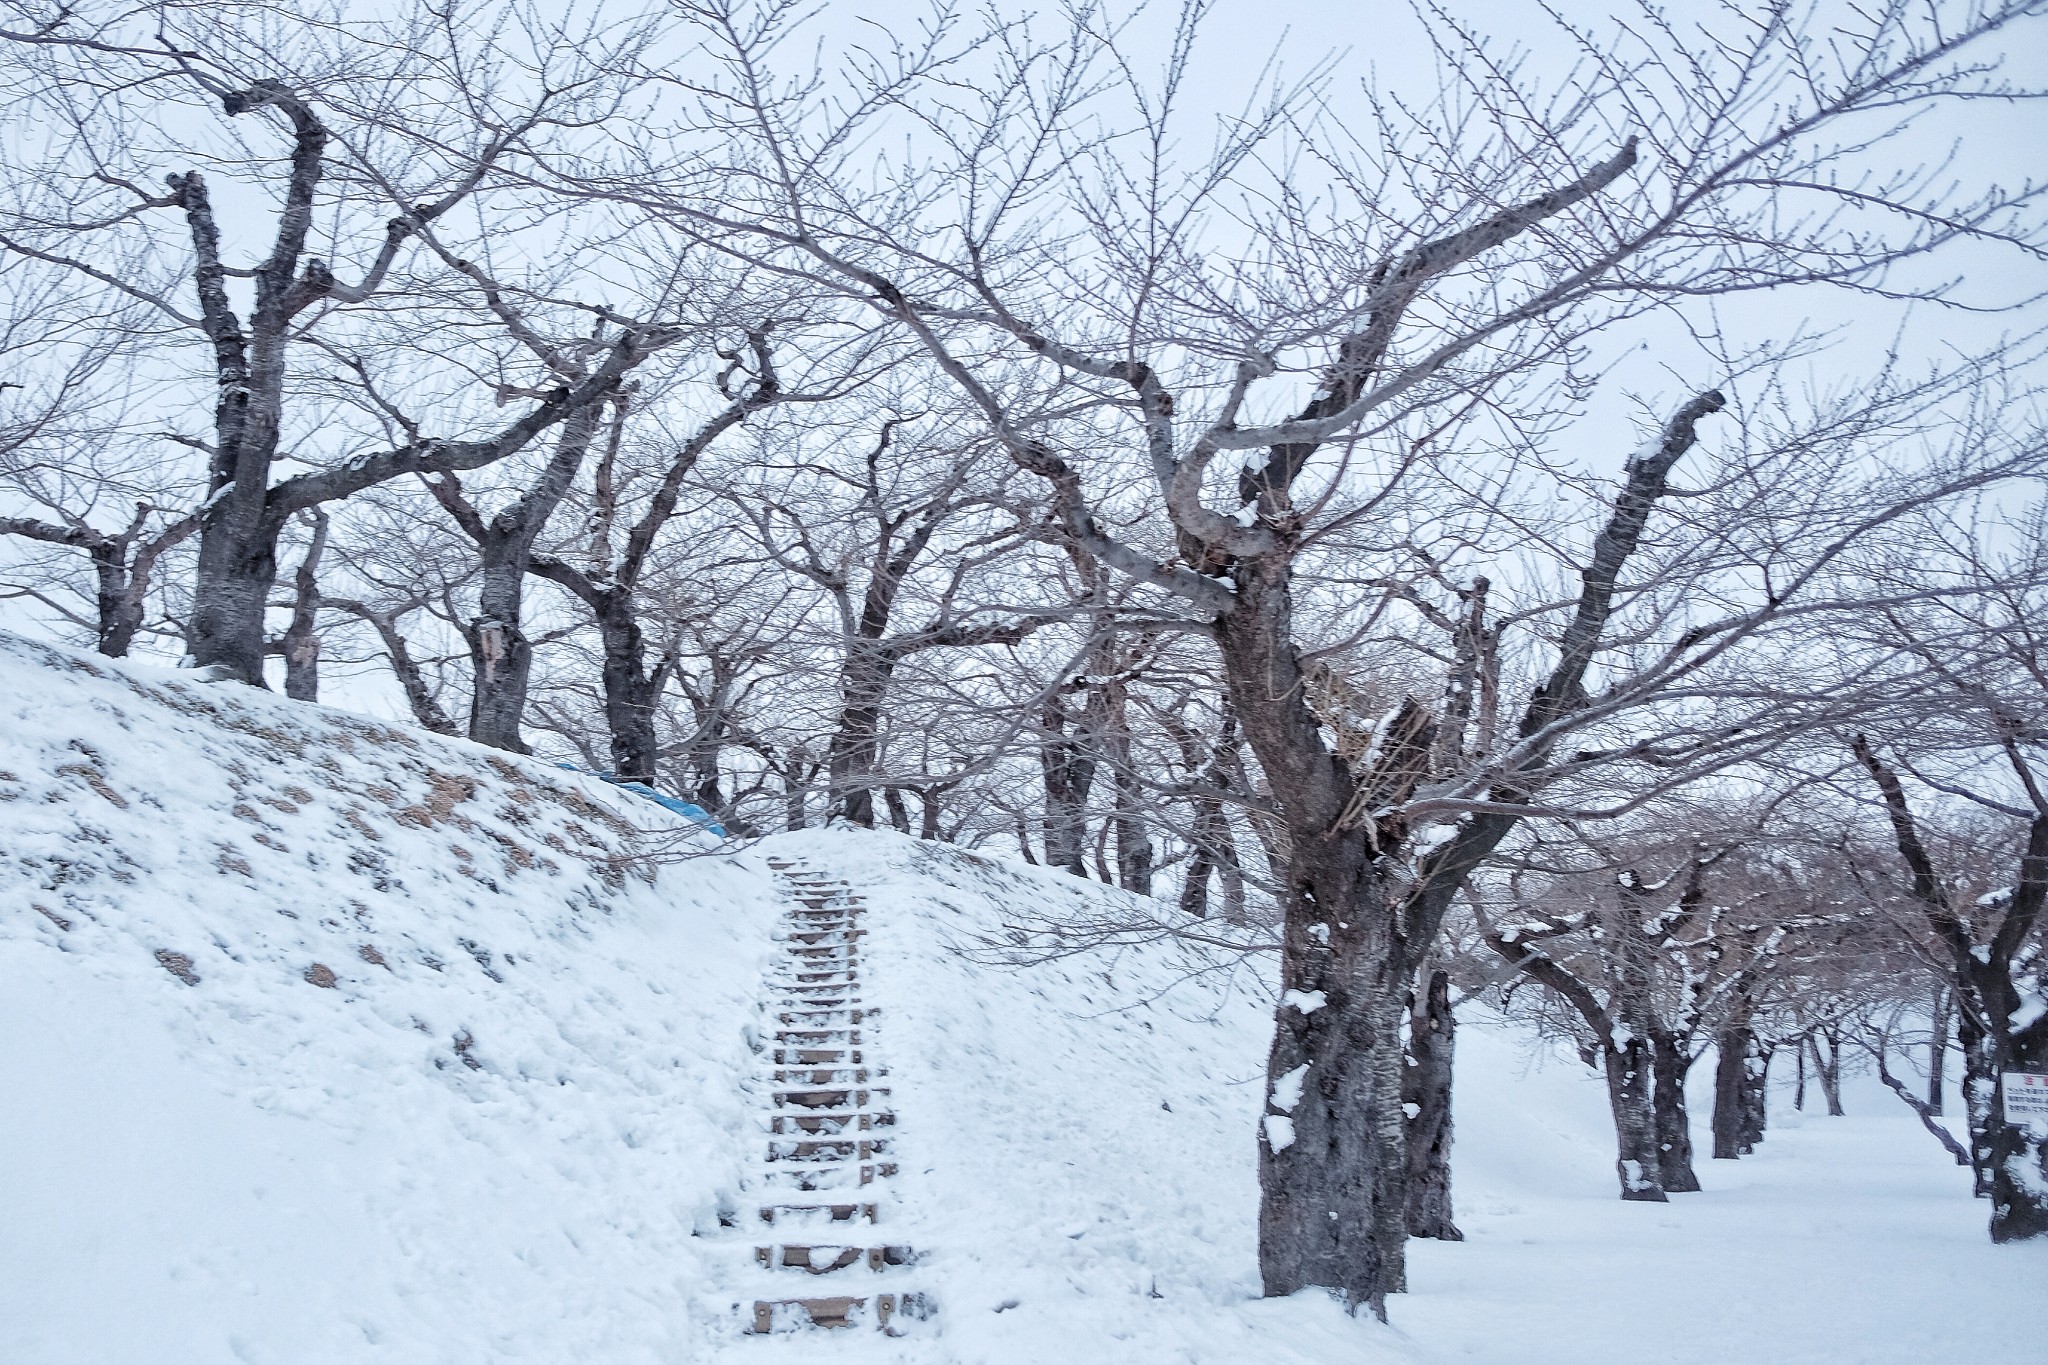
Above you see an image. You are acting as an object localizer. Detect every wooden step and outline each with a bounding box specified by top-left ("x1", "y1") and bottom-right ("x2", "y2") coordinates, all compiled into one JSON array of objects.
[
  {"x1": 757, "y1": 1201, "x2": 877, "y2": 1226},
  {"x1": 747, "y1": 1291, "x2": 926, "y2": 1334},
  {"x1": 772, "y1": 1067, "x2": 876, "y2": 1085},
  {"x1": 774, "y1": 1086, "x2": 885, "y2": 1109},
  {"x1": 769, "y1": 1111, "x2": 892, "y2": 1134},
  {"x1": 754, "y1": 1243, "x2": 916, "y2": 1273},
  {"x1": 756, "y1": 1161, "x2": 895, "y2": 1191},
  {"x1": 773, "y1": 1047, "x2": 862, "y2": 1065},
  {"x1": 765, "y1": 1137, "x2": 889, "y2": 1162}
]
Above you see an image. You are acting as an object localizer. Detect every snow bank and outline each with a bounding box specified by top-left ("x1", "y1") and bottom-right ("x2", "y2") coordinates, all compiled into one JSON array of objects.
[{"x1": 0, "y1": 631, "x2": 778, "y2": 1364}]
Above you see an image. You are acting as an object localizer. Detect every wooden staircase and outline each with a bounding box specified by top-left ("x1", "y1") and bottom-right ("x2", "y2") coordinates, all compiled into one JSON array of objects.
[{"x1": 743, "y1": 858, "x2": 930, "y2": 1336}]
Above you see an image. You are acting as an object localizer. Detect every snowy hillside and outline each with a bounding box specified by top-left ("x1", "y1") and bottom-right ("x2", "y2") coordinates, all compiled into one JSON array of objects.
[
  {"x1": 0, "y1": 630, "x2": 778, "y2": 1363},
  {"x1": 4, "y1": 630, "x2": 2042, "y2": 1363}
]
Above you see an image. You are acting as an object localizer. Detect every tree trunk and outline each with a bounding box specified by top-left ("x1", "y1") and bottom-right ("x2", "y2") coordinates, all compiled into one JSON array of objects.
[
  {"x1": 781, "y1": 744, "x2": 811, "y2": 831},
  {"x1": 1403, "y1": 970, "x2": 1462, "y2": 1240},
  {"x1": 1959, "y1": 1010, "x2": 1997, "y2": 1198},
  {"x1": 827, "y1": 640, "x2": 899, "y2": 826},
  {"x1": 917, "y1": 784, "x2": 947, "y2": 840},
  {"x1": 1712, "y1": 1024, "x2": 1760, "y2": 1159},
  {"x1": 883, "y1": 785, "x2": 912, "y2": 834},
  {"x1": 448, "y1": 402, "x2": 602, "y2": 753},
  {"x1": 1257, "y1": 885, "x2": 1412, "y2": 1309},
  {"x1": 1989, "y1": 999, "x2": 2048, "y2": 1240},
  {"x1": 328, "y1": 599, "x2": 459, "y2": 736},
  {"x1": 1928, "y1": 987, "x2": 1951, "y2": 1117},
  {"x1": 597, "y1": 603, "x2": 667, "y2": 784},
  {"x1": 1604, "y1": 1033, "x2": 1669, "y2": 1201},
  {"x1": 1735, "y1": 1040, "x2": 1771, "y2": 1151},
  {"x1": 278, "y1": 510, "x2": 327, "y2": 701},
  {"x1": 1040, "y1": 694, "x2": 1096, "y2": 875},
  {"x1": 1179, "y1": 838, "x2": 1215, "y2": 918},
  {"x1": 1813, "y1": 1031, "x2": 1845, "y2": 1117},
  {"x1": 189, "y1": 497, "x2": 281, "y2": 685},
  {"x1": 1651, "y1": 1026, "x2": 1700, "y2": 1193},
  {"x1": 1113, "y1": 763, "x2": 1154, "y2": 894},
  {"x1": 1224, "y1": 562, "x2": 1418, "y2": 1313},
  {"x1": 89, "y1": 541, "x2": 146, "y2": 659}
]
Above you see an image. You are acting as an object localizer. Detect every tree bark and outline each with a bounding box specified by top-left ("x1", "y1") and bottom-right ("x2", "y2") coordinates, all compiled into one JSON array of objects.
[
  {"x1": 1040, "y1": 692, "x2": 1097, "y2": 875},
  {"x1": 1651, "y1": 1026, "x2": 1701, "y2": 1193},
  {"x1": 432, "y1": 400, "x2": 606, "y2": 753},
  {"x1": 1403, "y1": 970, "x2": 1462, "y2": 1239},
  {"x1": 827, "y1": 639, "x2": 901, "y2": 826},
  {"x1": 1604, "y1": 1032, "x2": 1669, "y2": 1201},
  {"x1": 1927, "y1": 986, "x2": 1951, "y2": 1117},
  {"x1": 278, "y1": 509, "x2": 327, "y2": 701},
  {"x1": 1713, "y1": 1023, "x2": 1759, "y2": 1159},
  {"x1": 1812, "y1": 1030, "x2": 1845, "y2": 1117},
  {"x1": 1960, "y1": 1010, "x2": 1998, "y2": 1198}
]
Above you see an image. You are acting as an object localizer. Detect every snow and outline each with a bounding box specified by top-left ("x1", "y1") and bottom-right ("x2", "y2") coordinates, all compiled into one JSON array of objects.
[
  {"x1": 1404, "y1": 1022, "x2": 2048, "y2": 1364},
  {"x1": 2, "y1": 629, "x2": 2043, "y2": 1363},
  {"x1": 1283, "y1": 988, "x2": 1327, "y2": 1014},
  {"x1": 1271, "y1": 1063, "x2": 1311, "y2": 1112},
  {"x1": 0, "y1": 631, "x2": 776, "y2": 1363}
]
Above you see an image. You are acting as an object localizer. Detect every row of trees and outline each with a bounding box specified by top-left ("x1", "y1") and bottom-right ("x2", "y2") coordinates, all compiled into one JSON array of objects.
[{"x1": 2, "y1": 0, "x2": 2044, "y2": 1315}]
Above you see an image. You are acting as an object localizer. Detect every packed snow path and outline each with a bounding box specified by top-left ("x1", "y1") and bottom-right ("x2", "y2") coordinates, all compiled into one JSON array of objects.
[{"x1": 741, "y1": 858, "x2": 928, "y2": 1335}]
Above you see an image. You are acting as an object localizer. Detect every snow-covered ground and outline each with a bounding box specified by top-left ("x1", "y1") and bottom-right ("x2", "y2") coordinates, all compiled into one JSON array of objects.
[{"x1": 3, "y1": 631, "x2": 2040, "y2": 1363}]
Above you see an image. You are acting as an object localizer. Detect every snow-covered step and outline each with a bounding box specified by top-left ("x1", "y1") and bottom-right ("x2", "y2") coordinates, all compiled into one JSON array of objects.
[
  {"x1": 753, "y1": 1161, "x2": 896, "y2": 1191},
  {"x1": 773, "y1": 1086, "x2": 887, "y2": 1109},
  {"x1": 753, "y1": 1243, "x2": 916, "y2": 1273},
  {"x1": 773, "y1": 1047, "x2": 862, "y2": 1064},
  {"x1": 764, "y1": 1137, "x2": 890, "y2": 1162},
  {"x1": 767, "y1": 1111, "x2": 893, "y2": 1135},
  {"x1": 746, "y1": 1290, "x2": 928, "y2": 1335},
  {"x1": 772, "y1": 1030, "x2": 861, "y2": 1046},
  {"x1": 755, "y1": 1201, "x2": 878, "y2": 1228},
  {"x1": 770, "y1": 1067, "x2": 879, "y2": 1085}
]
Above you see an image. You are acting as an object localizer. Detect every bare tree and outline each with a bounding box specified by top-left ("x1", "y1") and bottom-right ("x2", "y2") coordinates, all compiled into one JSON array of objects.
[
  {"x1": 601, "y1": 0, "x2": 2048, "y2": 1305},
  {"x1": 0, "y1": 3, "x2": 676, "y2": 682}
]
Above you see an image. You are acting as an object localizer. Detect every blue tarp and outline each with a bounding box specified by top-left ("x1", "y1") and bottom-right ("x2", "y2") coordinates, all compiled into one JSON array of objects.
[{"x1": 557, "y1": 765, "x2": 729, "y2": 837}]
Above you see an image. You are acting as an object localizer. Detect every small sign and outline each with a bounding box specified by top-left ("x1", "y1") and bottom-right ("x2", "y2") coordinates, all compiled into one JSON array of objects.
[{"x1": 2004, "y1": 1071, "x2": 2048, "y2": 1128}]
